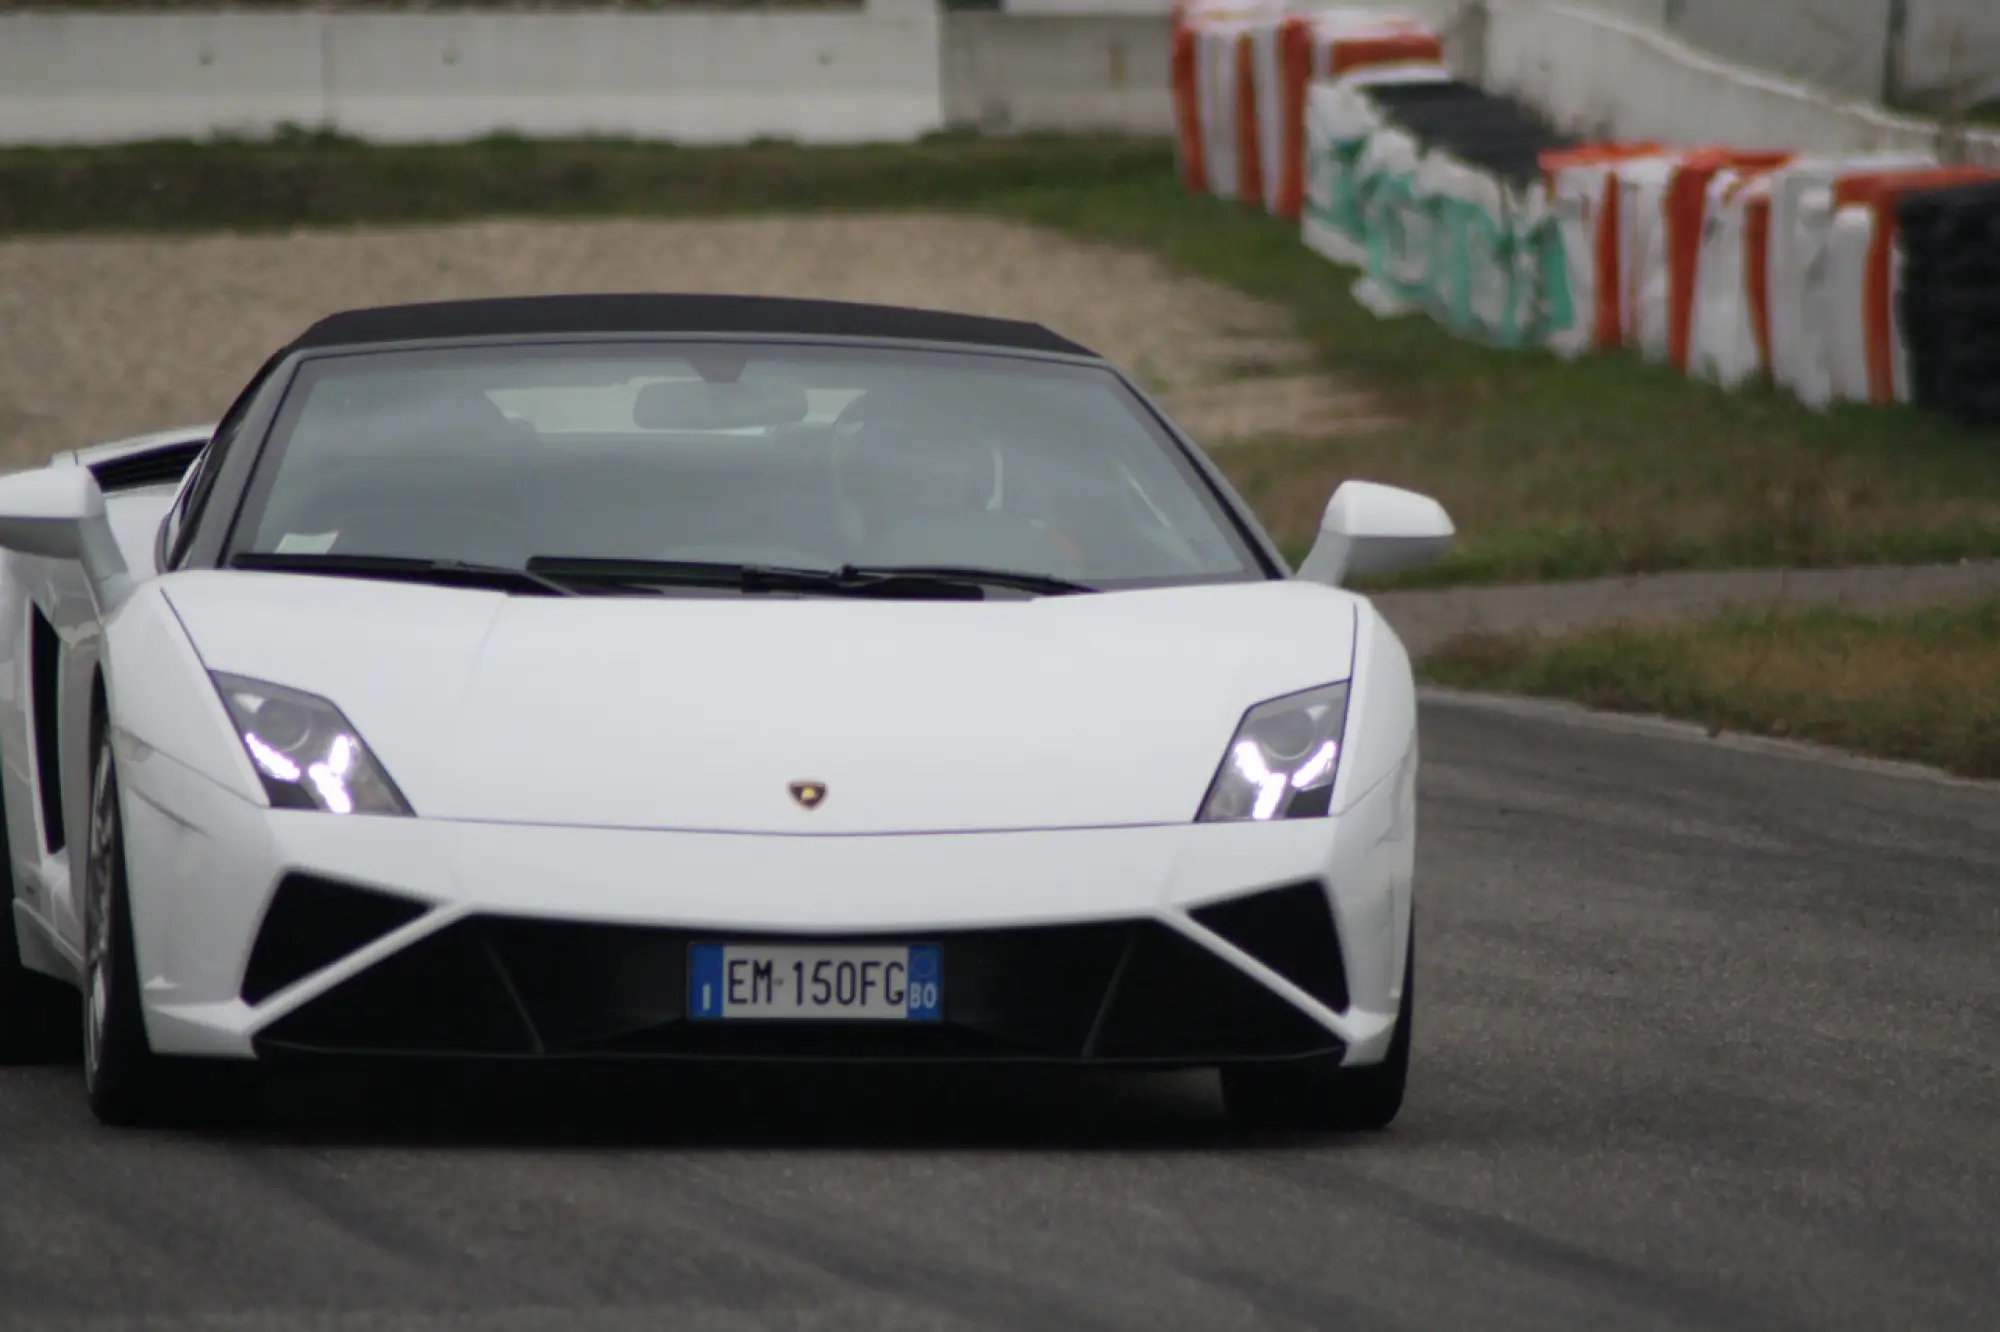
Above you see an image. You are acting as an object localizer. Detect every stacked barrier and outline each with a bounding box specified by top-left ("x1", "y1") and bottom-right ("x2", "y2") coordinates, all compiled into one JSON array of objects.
[
  {"x1": 1301, "y1": 76, "x2": 1581, "y2": 349},
  {"x1": 1172, "y1": 3, "x2": 2000, "y2": 429},
  {"x1": 1261, "y1": 9, "x2": 1442, "y2": 218},
  {"x1": 1544, "y1": 150, "x2": 2000, "y2": 411},
  {"x1": 1900, "y1": 183, "x2": 2000, "y2": 430},
  {"x1": 1172, "y1": 2, "x2": 1443, "y2": 214}
]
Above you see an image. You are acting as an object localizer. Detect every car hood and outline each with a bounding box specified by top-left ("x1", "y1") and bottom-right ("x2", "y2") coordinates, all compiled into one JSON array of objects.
[{"x1": 161, "y1": 573, "x2": 1360, "y2": 834}]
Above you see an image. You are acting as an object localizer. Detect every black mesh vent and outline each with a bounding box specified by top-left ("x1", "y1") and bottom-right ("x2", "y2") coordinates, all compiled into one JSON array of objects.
[
  {"x1": 254, "y1": 914, "x2": 1343, "y2": 1066},
  {"x1": 256, "y1": 917, "x2": 533, "y2": 1054},
  {"x1": 86, "y1": 442, "x2": 204, "y2": 493},
  {"x1": 1363, "y1": 79, "x2": 1484, "y2": 107},
  {"x1": 482, "y1": 916, "x2": 689, "y2": 1052},
  {"x1": 1087, "y1": 924, "x2": 1338, "y2": 1060},
  {"x1": 29, "y1": 607, "x2": 64, "y2": 854},
  {"x1": 1189, "y1": 881, "x2": 1350, "y2": 1014},
  {"x1": 241, "y1": 874, "x2": 430, "y2": 1004}
]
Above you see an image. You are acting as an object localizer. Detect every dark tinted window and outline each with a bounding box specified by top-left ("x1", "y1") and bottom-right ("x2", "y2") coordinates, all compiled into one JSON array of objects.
[
  {"x1": 168, "y1": 355, "x2": 283, "y2": 569},
  {"x1": 229, "y1": 341, "x2": 1265, "y2": 588}
]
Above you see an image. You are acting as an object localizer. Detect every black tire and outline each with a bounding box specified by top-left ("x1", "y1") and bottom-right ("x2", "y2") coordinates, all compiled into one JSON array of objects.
[
  {"x1": 81, "y1": 718, "x2": 253, "y2": 1128},
  {"x1": 1221, "y1": 920, "x2": 1414, "y2": 1134},
  {"x1": 0, "y1": 833, "x2": 80, "y2": 1065}
]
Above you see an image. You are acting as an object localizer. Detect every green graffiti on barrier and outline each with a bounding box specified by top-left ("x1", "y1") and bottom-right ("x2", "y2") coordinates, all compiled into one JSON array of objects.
[{"x1": 1304, "y1": 128, "x2": 1577, "y2": 350}]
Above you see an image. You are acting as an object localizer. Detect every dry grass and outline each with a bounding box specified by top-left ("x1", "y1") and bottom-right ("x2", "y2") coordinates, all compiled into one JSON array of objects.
[
  {"x1": 1205, "y1": 410, "x2": 2000, "y2": 582},
  {"x1": 1420, "y1": 599, "x2": 2000, "y2": 779},
  {"x1": 997, "y1": 179, "x2": 2000, "y2": 583}
]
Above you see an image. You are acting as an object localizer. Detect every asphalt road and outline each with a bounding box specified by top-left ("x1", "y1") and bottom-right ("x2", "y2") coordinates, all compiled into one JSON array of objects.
[{"x1": 2, "y1": 697, "x2": 1995, "y2": 1332}]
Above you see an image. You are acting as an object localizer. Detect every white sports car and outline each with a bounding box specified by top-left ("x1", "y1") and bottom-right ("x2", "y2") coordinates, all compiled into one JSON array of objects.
[{"x1": 0, "y1": 294, "x2": 1452, "y2": 1130}]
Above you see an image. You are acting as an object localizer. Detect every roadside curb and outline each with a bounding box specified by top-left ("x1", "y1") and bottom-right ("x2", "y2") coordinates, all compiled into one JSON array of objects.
[
  {"x1": 1416, "y1": 685, "x2": 2000, "y2": 793},
  {"x1": 1373, "y1": 560, "x2": 2000, "y2": 659}
]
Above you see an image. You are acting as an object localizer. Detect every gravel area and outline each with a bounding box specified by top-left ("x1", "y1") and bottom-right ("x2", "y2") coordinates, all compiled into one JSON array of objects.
[{"x1": 0, "y1": 212, "x2": 1382, "y2": 468}]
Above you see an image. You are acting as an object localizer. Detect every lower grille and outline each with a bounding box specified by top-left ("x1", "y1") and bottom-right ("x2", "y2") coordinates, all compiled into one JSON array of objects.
[
  {"x1": 1189, "y1": 881, "x2": 1350, "y2": 1013},
  {"x1": 253, "y1": 912, "x2": 1345, "y2": 1066},
  {"x1": 241, "y1": 875, "x2": 430, "y2": 1005}
]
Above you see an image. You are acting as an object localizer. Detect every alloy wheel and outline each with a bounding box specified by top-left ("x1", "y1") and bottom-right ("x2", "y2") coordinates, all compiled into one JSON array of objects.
[{"x1": 81, "y1": 740, "x2": 118, "y2": 1093}]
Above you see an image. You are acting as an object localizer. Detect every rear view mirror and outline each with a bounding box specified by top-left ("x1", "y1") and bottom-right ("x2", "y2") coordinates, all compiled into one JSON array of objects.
[
  {"x1": 1296, "y1": 480, "x2": 1454, "y2": 587},
  {"x1": 632, "y1": 377, "x2": 810, "y2": 431},
  {"x1": 0, "y1": 466, "x2": 133, "y2": 610}
]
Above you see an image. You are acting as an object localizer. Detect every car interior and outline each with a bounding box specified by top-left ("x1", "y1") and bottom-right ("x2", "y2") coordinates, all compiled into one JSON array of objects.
[{"x1": 244, "y1": 363, "x2": 1254, "y2": 586}]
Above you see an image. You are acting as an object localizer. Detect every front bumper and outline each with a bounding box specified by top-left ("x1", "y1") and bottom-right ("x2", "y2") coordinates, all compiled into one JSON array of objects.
[{"x1": 118, "y1": 738, "x2": 1415, "y2": 1068}]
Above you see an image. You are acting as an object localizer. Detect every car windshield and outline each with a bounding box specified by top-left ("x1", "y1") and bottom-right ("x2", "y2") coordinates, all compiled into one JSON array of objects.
[{"x1": 226, "y1": 340, "x2": 1267, "y2": 591}]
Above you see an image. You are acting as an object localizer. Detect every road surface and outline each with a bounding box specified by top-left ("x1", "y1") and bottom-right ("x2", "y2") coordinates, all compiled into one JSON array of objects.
[{"x1": 2, "y1": 698, "x2": 1995, "y2": 1331}]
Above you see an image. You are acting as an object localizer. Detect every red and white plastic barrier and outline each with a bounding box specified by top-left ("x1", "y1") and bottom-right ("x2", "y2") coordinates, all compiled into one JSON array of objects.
[
  {"x1": 1262, "y1": 9, "x2": 1442, "y2": 217},
  {"x1": 1689, "y1": 170, "x2": 1776, "y2": 390},
  {"x1": 1172, "y1": 0, "x2": 1286, "y2": 197},
  {"x1": 1539, "y1": 144, "x2": 1672, "y2": 358},
  {"x1": 1764, "y1": 154, "x2": 1935, "y2": 404},
  {"x1": 1173, "y1": 2, "x2": 1441, "y2": 214},
  {"x1": 1179, "y1": 17, "x2": 2000, "y2": 423},
  {"x1": 1830, "y1": 167, "x2": 1998, "y2": 405},
  {"x1": 1524, "y1": 142, "x2": 1995, "y2": 414}
]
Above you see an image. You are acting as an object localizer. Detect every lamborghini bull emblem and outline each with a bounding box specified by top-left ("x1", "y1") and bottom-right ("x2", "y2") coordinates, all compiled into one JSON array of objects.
[{"x1": 788, "y1": 781, "x2": 828, "y2": 810}]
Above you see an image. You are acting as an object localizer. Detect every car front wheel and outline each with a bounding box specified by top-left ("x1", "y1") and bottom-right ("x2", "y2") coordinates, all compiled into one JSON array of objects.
[{"x1": 82, "y1": 719, "x2": 250, "y2": 1127}]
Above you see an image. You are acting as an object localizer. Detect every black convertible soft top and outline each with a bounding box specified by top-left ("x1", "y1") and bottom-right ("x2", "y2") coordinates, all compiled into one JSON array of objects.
[{"x1": 291, "y1": 293, "x2": 1097, "y2": 359}]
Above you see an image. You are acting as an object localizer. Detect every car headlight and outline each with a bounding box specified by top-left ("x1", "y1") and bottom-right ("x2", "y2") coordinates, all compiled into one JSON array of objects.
[
  {"x1": 1197, "y1": 682, "x2": 1350, "y2": 823},
  {"x1": 210, "y1": 672, "x2": 412, "y2": 816}
]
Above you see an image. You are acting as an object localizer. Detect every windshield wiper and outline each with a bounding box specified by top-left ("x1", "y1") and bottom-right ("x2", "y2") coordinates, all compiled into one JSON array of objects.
[
  {"x1": 230, "y1": 552, "x2": 581, "y2": 597},
  {"x1": 841, "y1": 564, "x2": 1095, "y2": 597},
  {"x1": 523, "y1": 557, "x2": 1093, "y2": 600},
  {"x1": 524, "y1": 556, "x2": 979, "y2": 599}
]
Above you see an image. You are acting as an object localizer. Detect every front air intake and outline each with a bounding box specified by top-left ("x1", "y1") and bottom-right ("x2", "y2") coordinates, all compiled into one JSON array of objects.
[
  {"x1": 1188, "y1": 881, "x2": 1350, "y2": 1013},
  {"x1": 241, "y1": 874, "x2": 431, "y2": 1004},
  {"x1": 253, "y1": 914, "x2": 1345, "y2": 1065}
]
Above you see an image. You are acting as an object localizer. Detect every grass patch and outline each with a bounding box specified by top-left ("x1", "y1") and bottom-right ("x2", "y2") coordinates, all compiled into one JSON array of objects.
[
  {"x1": 989, "y1": 177, "x2": 2000, "y2": 583},
  {"x1": 0, "y1": 131, "x2": 1172, "y2": 235},
  {"x1": 4, "y1": 134, "x2": 1998, "y2": 583},
  {"x1": 1419, "y1": 599, "x2": 2000, "y2": 779}
]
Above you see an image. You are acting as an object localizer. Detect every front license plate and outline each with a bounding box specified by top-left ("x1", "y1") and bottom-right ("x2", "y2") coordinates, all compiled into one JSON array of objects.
[{"x1": 687, "y1": 943, "x2": 943, "y2": 1021}]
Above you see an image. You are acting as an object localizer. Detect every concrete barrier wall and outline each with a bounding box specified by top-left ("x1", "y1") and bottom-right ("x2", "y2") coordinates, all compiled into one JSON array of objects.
[
  {"x1": 0, "y1": 1, "x2": 1506, "y2": 151},
  {"x1": 0, "y1": 1, "x2": 945, "y2": 145},
  {"x1": 26, "y1": 0, "x2": 1990, "y2": 155},
  {"x1": 1485, "y1": 1, "x2": 2000, "y2": 165},
  {"x1": 942, "y1": 14, "x2": 1171, "y2": 133},
  {"x1": 940, "y1": 0, "x2": 1464, "y2": 134}
]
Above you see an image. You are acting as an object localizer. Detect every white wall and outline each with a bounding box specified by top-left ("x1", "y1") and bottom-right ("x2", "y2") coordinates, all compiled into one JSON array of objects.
[
  {"x1": 998, "y1": 0, "x2": 1175, "y2": 14},
  {"x1": 1667, "y1": 0, "x2": 1893, "y2": 105},
  {"x1": 943, "y1": 14, "x2": 1171, "y2": 133},
  {"x1": 0, "y1": 1, "x2": 945, "y2": 146},
  {"x1": 1485, "y1": 1, "x2": 2000, "y2": 164},
  {"x1": 10, "y1": 0, "x2": 1989, "y2": 155},
  {"x1": 1902, "y1": 0, "x2": 2000, "y2": 106},
  {"x1": 1550, "y1": 0, "x2": 2000, "y2": 107}
]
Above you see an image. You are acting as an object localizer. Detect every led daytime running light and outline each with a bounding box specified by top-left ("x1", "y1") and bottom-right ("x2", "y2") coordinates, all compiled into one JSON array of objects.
[
  {"x1": 211, "y1": 672, "x2": 412, "y2": 817},
  {"x1": 1197, "y1": 682, "x2": 1351, "y2": 823}
]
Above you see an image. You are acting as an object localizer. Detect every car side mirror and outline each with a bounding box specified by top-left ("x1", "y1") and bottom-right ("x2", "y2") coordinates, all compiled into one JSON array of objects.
[
  {"x1": 1295, "y1": 480, "x2": 1454, "y2": 587},
  {"x1": 0, "y1": 467, "x2": 133, "y2": 611}
]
